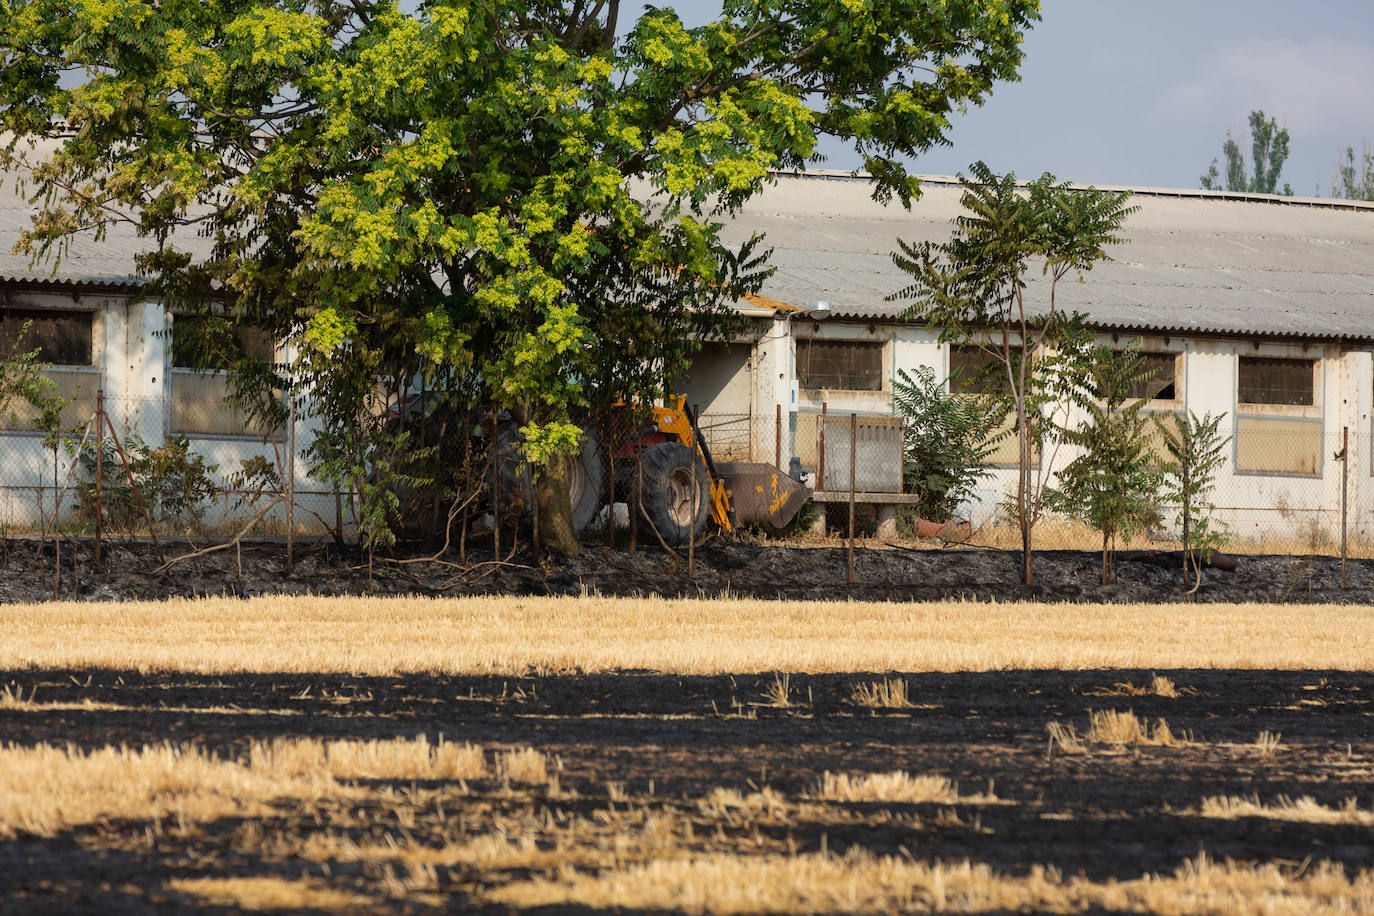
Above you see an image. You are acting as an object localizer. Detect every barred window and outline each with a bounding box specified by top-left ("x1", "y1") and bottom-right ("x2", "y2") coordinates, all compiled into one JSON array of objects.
[
  {"x1": 0, "y1": 308, "x2": 93, "y2": 366},
  {"x1": 797, "y1": 340, "x2": 884, "y2": 391},
  {"x1": 1125, "y1": 352, "x2": 1177, "y2": 401},
  {"x1": 1238, "y1": 357, "x2": 1315, "y2": 406}
]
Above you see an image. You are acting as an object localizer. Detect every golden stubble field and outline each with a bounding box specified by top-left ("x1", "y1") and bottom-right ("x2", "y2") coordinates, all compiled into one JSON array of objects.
[
  {"x1": 4, "y1": 594, "x2": 1373, "y2": 674},
  {"x1": 1, "y1": 595, "x2": 1373, "y2": 914}
]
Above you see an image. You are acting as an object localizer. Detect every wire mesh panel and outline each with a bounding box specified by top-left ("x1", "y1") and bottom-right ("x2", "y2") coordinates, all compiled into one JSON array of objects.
[
  {"x1": 0, "y1": 391, "x2": 346, "y2": 539},
  {"x1": 1208, "y1": 426, "x2": 1360, "y2": 556},
  {"x1": 693, "y1": 412, "x2": 753, "y2": 462},
  {"x1": 794, "y1": 407, "x2": 905, "y2": 494},
  {"x1": 953, "y1": 424, "x2": 1369, "y2": 558}
]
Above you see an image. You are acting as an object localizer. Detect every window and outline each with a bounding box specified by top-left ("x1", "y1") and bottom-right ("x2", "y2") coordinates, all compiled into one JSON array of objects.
[
  {"x1": 1125, "y1": 352, "x2": 1177, "y2": 401},
  {"x1": 1235, "y1": 417, "x2": 1322, "y2": 475},
  {"x1": 1235, "y1": 356, "x2": 1321, "y2": 476},
  {"x1": 797, "y1": 340, "x2": 884, "y2": 391},
  {"x1": 1238, "y1": 357, "x2": 1315, "y2": 406},
  {"x1": 170, "y1": 316, "x2": 278, "y2": 437},
  {"x1": 949, "y1": 346, "x2": 1008, "y2": 396},
  {"x1": 0, "y1": 308, "x2": 93, "y2": 366},
  {"x1": 0, "y1": 308, "x2": 97, "y2": 432},
  {"x1": 171, "y1": 318, "x2": 273, "y2": 370},
  {"x1": 947, "y1": 346, "x2": 1030, "y2": 466}
]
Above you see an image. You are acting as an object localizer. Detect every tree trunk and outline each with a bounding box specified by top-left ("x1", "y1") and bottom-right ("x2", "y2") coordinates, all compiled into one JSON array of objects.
[
  {"x1": 1101, "y1": 530, "x2": 1109, "y2": 585},
  {"x1": 1019, "y1": 413, "x2": 1034, "y2": 586},
  {"x1": 1181, "y1": 462, "x2": 1192, "y2": 591},
  {"x1": 536, "y1": 455, "x2": 580, "y2": 556}
]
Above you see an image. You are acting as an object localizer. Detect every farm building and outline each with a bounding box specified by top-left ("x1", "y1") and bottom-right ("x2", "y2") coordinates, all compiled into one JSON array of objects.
[
  {"x1": 2, "y1": 147, "x2": 1373, "y2": 545},
  {"x1": 0, "y1": 140, "x2": 330, "y2": 532},
  {"x1": 683, "y1": 172, "x2": 1374, "y2": 545}
]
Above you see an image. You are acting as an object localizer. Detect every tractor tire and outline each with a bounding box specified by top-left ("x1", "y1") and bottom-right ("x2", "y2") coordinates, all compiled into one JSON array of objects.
[
  {"x1": 566, "y1": 429, "x2": 606, "y2": 536},
  {"x1": 491, "y1": 423, "x2": 605, "y2": 538},
  {"x1": 636, "y1": 441, "x2": 711, "y2": 547}
]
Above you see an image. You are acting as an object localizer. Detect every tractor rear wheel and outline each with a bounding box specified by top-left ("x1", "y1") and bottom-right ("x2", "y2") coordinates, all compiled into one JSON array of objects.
[
  {"x1": 636, "y1": 441, "x2": 711, "y2": 547},
  {"x1": 492, "y1": 424, "x2": 605, "y2": 538}
]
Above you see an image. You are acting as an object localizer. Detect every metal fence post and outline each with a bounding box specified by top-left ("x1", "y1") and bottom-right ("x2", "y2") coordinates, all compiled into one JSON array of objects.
[
  {"x1": 102, "y1": 407, "x2": 164, "y2": 564},
  {"x1": 491, "y1": 408, "x2": 500, "y2": 560},
  {"x1": 775, "y1": 403, "x2": 782, "y2": 471},
  {"x1": 52, "y1": 432, "x2": 59, "y2": 601},
  {"x1": 286, "y1": 394, "x2": 295, "y2": 574},
  {"x1": 460, "y1": 427, "x2": 472, "y2": 566},
  {"x1": 818, "y1": 402, "x2": 827, "y2": 493},
  {"x1": 848, "y1": 412, "x2": 856, "y2": 585},
  {"x1": 629, "y1": 441, "x2": 640, "y2": 554},
  {"x1": 1341, "y1": 425, "x2": 1349, "y2": 589},
  {"x1": 605, "y1": 410, "x2": 616, "y2": 550},
  {"x1": 689, "y1": 404, "x2": 698, "y2": 579}
]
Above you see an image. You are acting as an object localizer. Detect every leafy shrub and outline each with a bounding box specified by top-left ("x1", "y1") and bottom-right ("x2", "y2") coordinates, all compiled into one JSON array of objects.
[
  {"x1": 74, "y1": 435, "x2": 218, "y2": 529},
  {"x1": 892, "y1": 365, "x2": 1007, "y2": 522}
]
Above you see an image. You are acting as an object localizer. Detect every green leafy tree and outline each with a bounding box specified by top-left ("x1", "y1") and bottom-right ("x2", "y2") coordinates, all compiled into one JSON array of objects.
[
  {"x1": 0, "y1": 0, "x2": 1039, "y2": 555},
  {"x1": 1332, "y1": 142, "x2": 1374, "y2": 201},
  {"x1": 891, "y1": 161, "x2": 1135, "y2": 585},
  {"x1": 1200, "y1": 110, "x2": 1293, "y2": 196},
  {"x1": 891, "y1": 365, "x2": 1007, "y2": 523},
  {"x1": 1046, "y1": 343, "x2": 1163, "y2": 584},
  {"x1": 1159, "y1": 410, "x2": 1229, "y2": 595}
]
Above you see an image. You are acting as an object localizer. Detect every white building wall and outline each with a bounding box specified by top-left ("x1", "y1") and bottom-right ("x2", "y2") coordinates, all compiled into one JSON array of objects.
[
  {"x1": 124, "y1": 300, "x2": 167, "y2": 446},
  {"x1": 0, "y1": 287, "x2": 341, "y2": 532},
  {"x1": 749, "y1": 315, "x2": 1374, "y2": 540},
  {"x1": 751, "y1": 314, "x2": 796, "y2": 462},
  {"x1": 1343, "y1": 350, "x2": 1373, "y2": 542}
]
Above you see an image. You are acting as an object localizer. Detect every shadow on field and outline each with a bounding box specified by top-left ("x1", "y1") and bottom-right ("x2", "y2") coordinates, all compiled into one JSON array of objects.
[
  {"x1": 1, "y1": 667, "x2": 1369, "y2": 754},
  {"x1": 2, "y1": 667, "x2": 1371, "y2": 900}
]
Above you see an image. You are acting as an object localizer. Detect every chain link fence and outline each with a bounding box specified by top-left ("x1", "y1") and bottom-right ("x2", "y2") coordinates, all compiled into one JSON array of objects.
[
  {"x1": 961, "y1": 423, "x2": 1372, "y2": 560},
  {"x1": 0, "y1": 391, "x2": 1369, "y2": 594},
  {"x1": 0, "y1": 392, "x2": 346, "y2": 546}
]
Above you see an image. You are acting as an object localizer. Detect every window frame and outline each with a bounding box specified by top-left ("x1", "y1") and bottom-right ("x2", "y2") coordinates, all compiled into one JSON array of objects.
[
  {"x1": 1233, "y1": 354, "x2": 1324, "y2": 478},
  {"x1": 795, "y1": 338, "x2": 888, "y2": 394},
  {"x1": 1236, "y1": 355, "x2": 1319, "y2": 410},
  {"x1": 166, "y1": 314, "x2": 283, "y2": 441},
  {"x1": 0, "y1": 306, "x2": 97, "y2": 368},
  {"x1": 0, "y1": 306, "x2": 102, "y2": 436},
  {"x1": 944, "y1": 344, "x2": 1036, "y2": 469},
  {"x1": 1119, "y1": 350, "x2": 1182, "y2": 405},
  {"x1": 947, "y1": 344, "x2": 1012, "y2": 397}
]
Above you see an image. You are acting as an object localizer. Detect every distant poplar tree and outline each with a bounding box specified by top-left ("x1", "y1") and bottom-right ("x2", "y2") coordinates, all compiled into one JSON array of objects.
[
  {"x1": 1332, "y1": 142, "x2": 1374, "y2": 201},
  {"x1": 1200, "y1": 110, "x2": 1294, "y2": 196}
]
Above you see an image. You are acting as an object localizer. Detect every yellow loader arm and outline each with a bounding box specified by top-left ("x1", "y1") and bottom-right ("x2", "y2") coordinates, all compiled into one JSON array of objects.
[{"x1": 650, "y1": 395, "x2": 735, "y2": 533}]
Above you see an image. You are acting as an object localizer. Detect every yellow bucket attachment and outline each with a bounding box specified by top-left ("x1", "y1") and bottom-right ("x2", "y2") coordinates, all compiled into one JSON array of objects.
[{"x1": 715, "y1": 462, "x2": 812, "y2": 530}]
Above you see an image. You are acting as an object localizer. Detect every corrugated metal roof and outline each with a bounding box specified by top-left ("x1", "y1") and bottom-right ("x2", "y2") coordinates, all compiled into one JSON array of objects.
[
  {"x1": 4, "y1": 141, "x2": 1374, "y2": 341},
  {"x1": 724, "y1": 172, "x2": 1374, "y2": 341},
  {"x1": 0, "y1": 139, "x2": 169, "y2": 289}
]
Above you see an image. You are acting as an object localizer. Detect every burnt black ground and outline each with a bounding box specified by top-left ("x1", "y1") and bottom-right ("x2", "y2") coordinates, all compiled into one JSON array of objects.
[
  {"x1": 0, "y1": 667, "x2": 1371, "y2": 913},
  {"x1": 0, "y1": 535, "x2": 1369, "y2": 604}
]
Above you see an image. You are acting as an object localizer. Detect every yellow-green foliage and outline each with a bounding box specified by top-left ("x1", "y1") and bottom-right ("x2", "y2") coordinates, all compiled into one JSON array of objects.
[{"x1": 1, "y1": 0, "x2": 1040, "y2": 485}]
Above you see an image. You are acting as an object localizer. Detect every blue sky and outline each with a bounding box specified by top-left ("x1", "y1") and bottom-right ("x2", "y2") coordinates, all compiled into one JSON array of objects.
[{"x1": 666, "y1": 0, "x2": 1374, "y2": 195}]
